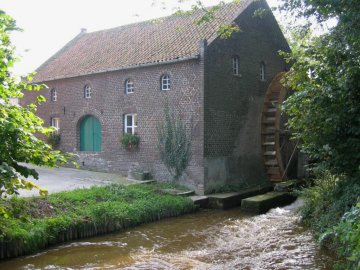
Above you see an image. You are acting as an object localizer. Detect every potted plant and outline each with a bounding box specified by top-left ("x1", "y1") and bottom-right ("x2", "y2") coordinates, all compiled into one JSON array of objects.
[
  {"x1": 47, "y1": 133, "x2": 61, "y2": 148},
  {"x1": 120, "y1": 133, "x2": 140, "y2": 150}
]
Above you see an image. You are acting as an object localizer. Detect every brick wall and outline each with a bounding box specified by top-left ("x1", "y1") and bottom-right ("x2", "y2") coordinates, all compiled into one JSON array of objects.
[
  {"x1": 203, "y1": 0, "x2": 290, "y2": 191},
  {"x1": 21, "y1": 59, "x2": 205, "y2": 192}
]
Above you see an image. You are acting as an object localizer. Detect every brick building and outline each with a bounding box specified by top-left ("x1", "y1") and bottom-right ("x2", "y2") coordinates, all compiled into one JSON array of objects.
[{"x1": 23, "y1": 0, "x2": 290, "y2": 194}]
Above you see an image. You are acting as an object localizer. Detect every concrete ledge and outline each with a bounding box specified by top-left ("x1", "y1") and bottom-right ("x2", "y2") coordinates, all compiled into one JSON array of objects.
[
  {"x1": 190, "y1": 196, "x2": 209, "y2": 208},
  {"x1": 241, "y1": 191, "x2": 297, "y2": 214},
  {"x1": 207, "y1": 185, "x2": 273, "y2": 210}
]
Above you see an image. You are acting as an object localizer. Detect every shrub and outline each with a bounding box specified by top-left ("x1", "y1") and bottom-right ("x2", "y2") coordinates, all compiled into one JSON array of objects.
[
  {"x1": 323, "y1": 204, "x2": 360, "y2": 269},
  {"x1": 157, "y1": 106, "x2": 191, "y2": 182}
]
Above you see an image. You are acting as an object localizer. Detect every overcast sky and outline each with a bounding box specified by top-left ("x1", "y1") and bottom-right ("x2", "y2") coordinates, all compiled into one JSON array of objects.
[{"x1": 2, "y1": 0, "x2": 280, "y2": 75}]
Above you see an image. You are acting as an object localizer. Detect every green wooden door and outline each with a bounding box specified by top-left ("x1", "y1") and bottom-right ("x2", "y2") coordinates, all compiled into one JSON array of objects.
[{"x1": 80, "y1": 116, "x2": 101, "y2": 151}]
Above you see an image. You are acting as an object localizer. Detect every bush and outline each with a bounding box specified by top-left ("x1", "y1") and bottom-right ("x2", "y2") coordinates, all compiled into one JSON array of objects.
[
  {"x1": 323, "y1": 204, "x2": 360, "y2": 269},
  {"x1": 157, "y1": 106, "x2": 191, "y2": 182},
  {"x1": 298, "y1": 172, "x2": 360, "y2": 269}
]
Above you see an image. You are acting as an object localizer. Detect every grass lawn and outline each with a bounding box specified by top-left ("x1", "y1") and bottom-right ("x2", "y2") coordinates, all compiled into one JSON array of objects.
[{"x1": 0, "y1": 183, "x2": 196, "y2": 259}]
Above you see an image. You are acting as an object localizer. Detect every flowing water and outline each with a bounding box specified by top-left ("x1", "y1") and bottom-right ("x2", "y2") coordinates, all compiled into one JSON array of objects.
[{"x1": 0, "y1": 200, "x2": 334, "y2": 270}]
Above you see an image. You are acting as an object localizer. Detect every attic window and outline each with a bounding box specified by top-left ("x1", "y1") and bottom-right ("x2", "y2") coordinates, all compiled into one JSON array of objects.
[
  {"x1": 161, "y1": 74, "x2": 171, "y2": 91},
  {"x1": 232, "y1": 56, "x2": 239, "y2": 76},
  {"x1": 84, "y1": 84, "x2": 92, "y2": 98},
  {"x1": 51, "y1": 88, "x2": 57, "y2": 102},
  {"x1": 260, "y1": 61, "x2": 266, "y2": 81},
  {"x1": 125, "y1": 79, "x2": 134, "y2": 94}
]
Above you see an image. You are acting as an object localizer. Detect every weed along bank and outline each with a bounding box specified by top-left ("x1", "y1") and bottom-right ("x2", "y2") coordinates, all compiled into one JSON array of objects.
[{"x1": 22, "y1": 0, "x2": 296, "y2": 193}]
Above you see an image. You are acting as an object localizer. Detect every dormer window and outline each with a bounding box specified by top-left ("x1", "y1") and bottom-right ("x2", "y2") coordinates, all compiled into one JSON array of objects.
[
  {"x1": 125, "y1": 79, "x2": 134, "y2": 94},
  {"x1": 232, "y1": 56, "x2": 239, "y2": 76},
  {"x1": 84, "y1": 84, "x2": 91, "y2": 98},
  {"x1": 51, "y1": 88, "x2": 57, "y2": 102},
  {"x1": 161, "y1": 74, "x2": 171, "y2": 91},
  {"x1": 260, "y1": 61, "x2": 266, "y2": 81}
]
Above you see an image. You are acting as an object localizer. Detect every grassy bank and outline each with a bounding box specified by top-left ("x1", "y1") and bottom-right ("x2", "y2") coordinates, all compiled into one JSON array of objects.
[
  {"x1": 298, "y1": 172, "x2": 360, "y2": 269},
  {"x1": 0, "y1": 183, "x2": 196, "y2": 259}
]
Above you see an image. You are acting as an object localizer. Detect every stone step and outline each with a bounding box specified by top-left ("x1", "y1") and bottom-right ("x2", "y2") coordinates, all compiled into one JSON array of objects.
[
  {"x1": 274, "y1": 179, "x2": 306, "y2": 192},
  {"x1": 190, "y1": 196, "x2": 209, "y2": 208},
  {"x1": 241, "y1": 192, "x2": 297, "y2": 214},
  {"x1": 207, "y1": 185, "x2": 273, "y2": 210},
  {"x1": 129, "y1": 179, "x2": 157, "y2": 184},
  {"x1": 127, "y1": 171, "x2": 152, "y2": 181}
]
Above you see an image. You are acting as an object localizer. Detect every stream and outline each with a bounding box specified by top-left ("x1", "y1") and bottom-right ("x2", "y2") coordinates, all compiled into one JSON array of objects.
[{"x1": 0, "y1": 199, "x2": 334, "y2": 269}]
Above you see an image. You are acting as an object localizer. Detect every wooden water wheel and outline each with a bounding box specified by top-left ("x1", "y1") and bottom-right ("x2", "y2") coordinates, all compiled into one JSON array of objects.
[{"x1": 261, "y1": 72, "x2": 299, "y2": 182}]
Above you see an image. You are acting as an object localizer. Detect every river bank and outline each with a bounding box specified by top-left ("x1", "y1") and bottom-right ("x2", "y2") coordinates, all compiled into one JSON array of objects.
[
  {"x1": 0, "y1": 199, "x2": 334, "y2": 269},
  {"x1": 0, "y1": 183, "x2": 196, "y2": 260}
]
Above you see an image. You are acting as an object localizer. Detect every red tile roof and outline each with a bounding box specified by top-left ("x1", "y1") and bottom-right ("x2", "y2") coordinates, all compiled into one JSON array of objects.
[{"x1": 34, "y1": 0, "x2": 253, "y2": 82}]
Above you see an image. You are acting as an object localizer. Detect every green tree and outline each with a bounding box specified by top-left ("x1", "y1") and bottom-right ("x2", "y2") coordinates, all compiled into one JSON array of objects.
[
  {"x1": 278, "y1": 0, "x2": 360, "y2": 177},
  {"x1": 0, "y1": 10, "x2": 72, "y2": 217},
  {"x1": 157, "y1": 106, "x2": 192, "y2": 182}
]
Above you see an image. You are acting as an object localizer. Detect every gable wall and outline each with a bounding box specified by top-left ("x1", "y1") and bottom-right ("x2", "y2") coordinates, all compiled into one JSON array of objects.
[
  {"x1": 22, "y1": 59, "x2": 205, "y2": 192},
  {"x1": 203, "y1": 0, "x2": 290, "y2": 192}
]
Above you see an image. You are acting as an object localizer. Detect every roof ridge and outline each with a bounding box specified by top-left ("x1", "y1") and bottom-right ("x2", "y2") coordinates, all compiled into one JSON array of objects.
[
  {"x1": 84, "y1": 0, "x2": 250, "y2": 36},
  {"x1": 33, "y1": 0, "x2": 257, "y2": 83}
]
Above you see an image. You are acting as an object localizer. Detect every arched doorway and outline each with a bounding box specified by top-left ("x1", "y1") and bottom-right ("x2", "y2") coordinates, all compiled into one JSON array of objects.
[{"x1": 80, "y1": 115, "x2": 102, "y2": 151}]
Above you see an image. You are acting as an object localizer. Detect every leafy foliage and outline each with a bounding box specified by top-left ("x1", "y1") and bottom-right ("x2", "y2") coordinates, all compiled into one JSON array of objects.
[
  {"x1": 157, "y1": 106, "x2": 192, "y2": 182},
  {"x1": 0, "y1": 10, "x2": 73, "y2": 217},
  {"x1": 328, "y1": 204, "x2": 360, "y2": 269},
  {"x1": 297, "y1": 172, "x2": 360, "y2": 269},
  {"x1": 120, "y1": 133, "x2": 140, "y2": 149},
  {"x1": 279, "y1": 0, "x2": 360, "y2": 178}
]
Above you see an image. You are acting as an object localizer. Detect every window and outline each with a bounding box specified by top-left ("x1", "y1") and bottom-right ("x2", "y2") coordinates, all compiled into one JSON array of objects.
[
  {"x1": 51, "y1": 88, "x2": 57, "y2": 102},
  {"x1": 232, "y1": 56, "x2": 239, "y2": 76},
  {"x1": 124, "y1": 113, "x2": 137, "y2": 134},
  {"x1": 260, "y1": 61, "x2": 266, "y2": 81},
  {"x1": 161, "y1": 74, "x2": 171, "y2": 91},
  {"x1": 84, "y1": 84, "x2": 92, "y2": 98},
  {"x1": 51, "y1": 117, "x2": 60, "y2": 134},
  {"x1": 125, "y1": 79, "x2": 134, "y2": 94}
]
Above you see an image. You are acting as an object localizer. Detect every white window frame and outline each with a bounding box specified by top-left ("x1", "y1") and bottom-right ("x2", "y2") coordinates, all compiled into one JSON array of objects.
[
  {"x1": 232, "y1": 56, "x2": 239, "y2": 76},
  {"x1": 260, "y1": 62, "x2": 266, "y2": 81},
  {"x1": 161, "y1": 74, "x2": 171, "y2": 91},
  {"x1": 125, "y1": 79, "x2": 134, "y2": 94},
  {"x1": 51, "y1": 117, "x2": 60, "y2": 134},
  {"x1": 124, "y1": 113, "x2": 137, "y2": 134},
  {"x1": 84, "y1": 84, "x2": 92, "y2": 99},
  {"x1": 51, "y1": 88, "x2": 57, "y2": 102}
]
